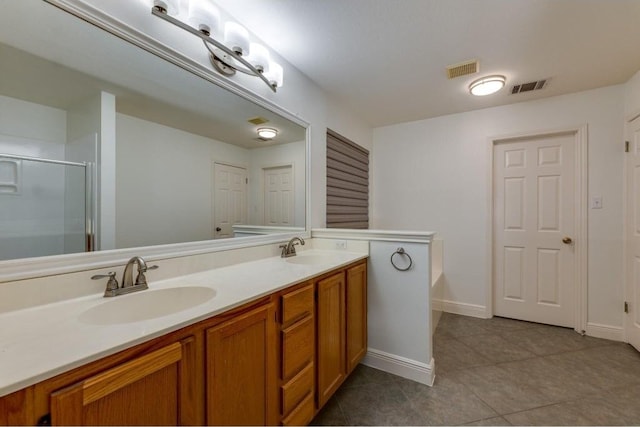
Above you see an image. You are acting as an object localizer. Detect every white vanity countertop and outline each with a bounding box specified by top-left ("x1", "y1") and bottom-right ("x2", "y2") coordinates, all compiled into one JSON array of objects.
[{"x1": 0, "y1": 249, "x2": 367, "y2": 397}]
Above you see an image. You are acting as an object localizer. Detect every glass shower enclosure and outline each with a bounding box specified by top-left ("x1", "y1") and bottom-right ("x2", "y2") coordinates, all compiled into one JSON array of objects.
[{"x1": 0, "y1": 153, "x2": 95, "y2": 261}]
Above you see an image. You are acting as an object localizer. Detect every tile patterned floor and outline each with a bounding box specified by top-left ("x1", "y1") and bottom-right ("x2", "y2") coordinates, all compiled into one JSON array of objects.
[{"x1": 311, "y1": 312, "x2": 640, "y2": 426}]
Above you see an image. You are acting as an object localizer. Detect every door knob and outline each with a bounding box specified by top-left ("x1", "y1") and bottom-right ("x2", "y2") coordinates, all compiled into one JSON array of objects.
[
  {"x1": 216, "y1": 227, "x2": 222, "y2": 232},
  {"x1": 562, "y1": 237, "x2": 573, "y2": 244}
]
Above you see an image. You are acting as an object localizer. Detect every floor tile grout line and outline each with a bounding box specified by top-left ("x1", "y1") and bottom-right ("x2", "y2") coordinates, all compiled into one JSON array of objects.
[{"x1": 334, "y1": 395, "x2": 350, "y2": 426}]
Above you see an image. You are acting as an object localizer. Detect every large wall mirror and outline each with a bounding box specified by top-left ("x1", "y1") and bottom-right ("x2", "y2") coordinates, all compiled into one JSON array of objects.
[{"x1": 0, "y1": 1, "x2": 308, "y2": 264}]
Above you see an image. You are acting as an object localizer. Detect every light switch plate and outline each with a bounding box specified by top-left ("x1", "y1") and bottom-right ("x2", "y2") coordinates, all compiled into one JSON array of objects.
[{"x1": 591, "y1": 196, "x2": 603, "y2": 209}]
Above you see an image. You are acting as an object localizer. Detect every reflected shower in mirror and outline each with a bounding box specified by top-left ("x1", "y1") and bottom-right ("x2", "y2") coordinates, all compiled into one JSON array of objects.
[{"x1": 0, "y1": 1, "x2": 307, "y2": 261}]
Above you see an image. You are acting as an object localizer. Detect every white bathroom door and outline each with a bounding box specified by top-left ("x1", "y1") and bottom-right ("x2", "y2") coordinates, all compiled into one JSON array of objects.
[
  {"x1": 493, "y1": 133, "x2": 576, "y2": 327},
  {"x1": 213, "y1": 163, "x2": 247, "y2": 239},
  {"x1": 263, "y1": 165, "x2": 294, "y2": 226},
  {"x1": 626, "y1": 116, "x2": 640, "y2": 351}
]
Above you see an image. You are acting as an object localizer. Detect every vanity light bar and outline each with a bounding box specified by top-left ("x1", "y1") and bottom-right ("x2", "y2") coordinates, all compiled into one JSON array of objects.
[{"x1": 150, "y1": 1, "x2": 282, "y2": 92}]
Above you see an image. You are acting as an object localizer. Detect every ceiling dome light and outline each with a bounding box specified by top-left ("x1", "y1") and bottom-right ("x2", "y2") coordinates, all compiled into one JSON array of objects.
[
  {"x1": 257, "y1": 128, "x2": 278, "y2": 139},
  {"x1": 469, "y1": 75, "x2": 506, "y2": 96}
]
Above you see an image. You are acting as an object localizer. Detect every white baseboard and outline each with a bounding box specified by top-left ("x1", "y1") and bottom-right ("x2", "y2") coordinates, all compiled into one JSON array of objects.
[
  {"x1": 585, "y1": 322, "x2": 624, "y2": 342},
  {"x1": 436, "y1": 299, "x2": 489, "y2": 319},
  {"x1": 362, "y1": 348, "x2": 435, "y2": 386}
]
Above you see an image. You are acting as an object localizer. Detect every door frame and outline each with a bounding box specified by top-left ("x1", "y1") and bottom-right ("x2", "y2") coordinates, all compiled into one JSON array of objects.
[
  {"x1": 486, "y1": 125, "x2": 588, "y2": 332},
  {"x1": 624, "y1": 111, "x2": 640, "y2": 343},
  {"x1": 261, "y1": 162, "x2": 295, "y2": 226}
]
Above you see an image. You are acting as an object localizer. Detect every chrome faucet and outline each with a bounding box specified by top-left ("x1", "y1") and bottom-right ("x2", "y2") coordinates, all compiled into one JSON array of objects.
[
  {"x1": 122, "y1": 256, "x2": 152, "y2": 288},
  {"x1": 280, "y1": 237, "x2": 305, "y2": 258},
  {"x1": 92, "y1": 256, "x2": 158, "y2": 297}
]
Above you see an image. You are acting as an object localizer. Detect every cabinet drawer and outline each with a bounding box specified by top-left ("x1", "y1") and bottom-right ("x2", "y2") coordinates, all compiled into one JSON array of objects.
[
  {"x1": 282, "y1": 316, "x2": 314, "y2": 380},
  {"x1": 281, "y1": 362, "x2": 314, "y2": 417},
  {"x1": 281, "y1": 283, "x2": 314, "y2": 327},
  {"x1": 282, "y1": 392, "x2": 314, "y2": 427}
]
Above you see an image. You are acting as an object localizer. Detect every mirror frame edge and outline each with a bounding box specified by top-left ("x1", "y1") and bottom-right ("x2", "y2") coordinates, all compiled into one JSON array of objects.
[{"x1": 0, "y1": 0, "x2": 312, "y2": 283}]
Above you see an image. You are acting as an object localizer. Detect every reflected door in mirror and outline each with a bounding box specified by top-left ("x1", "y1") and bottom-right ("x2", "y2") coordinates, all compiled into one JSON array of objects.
[
  {"x1": 264, "y1": 165, "x2": 294, "y2": 226},
  {"x1": 213, "y1": 163, "x2": 247, "y2": 239}
]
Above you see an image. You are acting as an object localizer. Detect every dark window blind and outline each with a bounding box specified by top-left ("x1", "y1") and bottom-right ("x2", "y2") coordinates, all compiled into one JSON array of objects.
[{"x1": 326, "y1": 129, "x2": 369, "y2": 229}]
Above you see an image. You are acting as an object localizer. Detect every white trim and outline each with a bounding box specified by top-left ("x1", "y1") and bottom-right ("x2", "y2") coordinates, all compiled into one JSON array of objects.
[
  {"x1": 487, "y1": 125, "x2": 589, "y2": 332},
  {"x1": 586, "y1": 322, "x2": 625, "y2": 342},
  {"x1": 362, "y1": 349, "x2": 435, "y2": 386},
  {"x1": 575, "y1": 125, "x2": 589, "y2": 333},
  {"x1": 312, "y1": 228, "x2": 435, "y2": 244},
  {"x1": 436, "y1": 299, "x2": 489, "y2": 319},
  {"x1": 623, "y1": 115, "x2": 640, "y2": 344},
  {"x1": 232, "y1": 225, "x2": 305, "y2": 235}
]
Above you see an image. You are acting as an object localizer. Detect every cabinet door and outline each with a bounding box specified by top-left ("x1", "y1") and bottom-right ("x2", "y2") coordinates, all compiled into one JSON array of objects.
[
  {"x1": 346, "y1": 261, "x2": 367, "y2": 373},
  {"x1": 316, "y1": 272, "x2": 346, "y2": 408},
  {"x1": 50, "y1": 342, "x2": 184, "y2": 426},
  {"x1": 206, "y1": 303, "x2": 276, "y2": 426}
]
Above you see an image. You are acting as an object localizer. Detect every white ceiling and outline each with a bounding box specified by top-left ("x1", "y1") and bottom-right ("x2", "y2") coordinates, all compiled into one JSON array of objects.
[{"x1": 215, "y1": 0, "x2": 640, "y2": 127}]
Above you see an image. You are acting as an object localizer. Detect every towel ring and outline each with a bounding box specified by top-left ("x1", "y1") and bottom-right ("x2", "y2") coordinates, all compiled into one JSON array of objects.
[{"x1": 391, "y1": 247, "x2": 413, "y2": 271}]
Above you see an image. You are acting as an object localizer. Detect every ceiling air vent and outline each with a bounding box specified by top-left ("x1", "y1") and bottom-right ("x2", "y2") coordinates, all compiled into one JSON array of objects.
[
  {"x1": 247, "y1": 116, "x2": 269, "y2": 125},
  {"x1": 511, "y1": 79, "x2": 547, "y2": 94},
  {"x1": 446, "y1": 60, "x2": 479, "y2": 79}
]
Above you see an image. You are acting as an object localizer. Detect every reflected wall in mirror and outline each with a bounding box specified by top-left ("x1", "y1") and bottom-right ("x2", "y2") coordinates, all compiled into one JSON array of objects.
[{"x1": 0, "y1": 1, "x2": 307, "y2": 262}]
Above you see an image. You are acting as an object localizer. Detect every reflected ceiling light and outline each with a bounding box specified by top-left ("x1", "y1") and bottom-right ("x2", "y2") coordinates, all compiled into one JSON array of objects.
[
  {"x1": 149, "y1": 0, "x2": 283, "y2": 92},
  {"x1": 257, "y1": 128, "x2": 278, "y2": 139},
  {"x1": 469, "y1": 75, "x2": 506, "y2": 96}
]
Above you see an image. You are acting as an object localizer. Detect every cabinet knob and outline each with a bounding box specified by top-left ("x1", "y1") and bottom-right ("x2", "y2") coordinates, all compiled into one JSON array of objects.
[{"x1": 562, "y1": 237, "x2": 573, "y2": 244}]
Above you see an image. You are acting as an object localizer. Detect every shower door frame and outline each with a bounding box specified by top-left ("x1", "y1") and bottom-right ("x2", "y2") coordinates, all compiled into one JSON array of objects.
[{"x1": 0, "y1": 153, "x2": 96, "y2": 253}]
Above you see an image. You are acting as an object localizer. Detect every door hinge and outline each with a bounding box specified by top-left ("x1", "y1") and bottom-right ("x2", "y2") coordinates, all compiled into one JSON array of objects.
[
  {"x1": 625, "y1": 301, "x2": 629, "y2": 314},
  {"x1": 625, "y1": 141, "x2": 630, "y2": 153},
  {"x1": 246, "y1": 177, "x2": 248, "y2": 184}
]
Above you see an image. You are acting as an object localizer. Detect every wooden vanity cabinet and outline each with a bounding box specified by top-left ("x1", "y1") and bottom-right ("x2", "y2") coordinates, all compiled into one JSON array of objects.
[
  {"x1": 206, "y1": 302, "x2": 278, "y2": 426},
  {"x1": 346, "y1": 261, "x2": 368, "y2": 374},
  {"x1": 316, "y1": 259, "x2": 368, "y2": 410},
  {"x1": 316, "y1": 272, "x2": 346, "y2": 408},
  {"x1": 278, "y1": 282, "x2": 315, "y2": 426},
  {"x1": 27, "y1": 326, "x2": 204, "y2": 427},
  {"x1": 23, "y1": 297, "x2": 274, "y2": 427},
  {"x1": 49, "y1": 341, "x2": 187, "y2": 426}
]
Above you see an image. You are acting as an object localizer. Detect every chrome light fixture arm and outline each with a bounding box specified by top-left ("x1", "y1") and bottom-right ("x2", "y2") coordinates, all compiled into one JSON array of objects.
[{"x1": 151, "y1": 6, "x2": 276, "y2": 93}]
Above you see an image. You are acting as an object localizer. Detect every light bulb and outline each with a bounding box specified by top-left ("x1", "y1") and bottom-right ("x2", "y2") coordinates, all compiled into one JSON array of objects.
[
  {"x1": 246, "y1": 43, "x2": 271, "y2": 73},
  {"x1": 187, "y1": 0, "x2": 220, "y2": 36},
  {"x1": 153, "y1": 0, "x2": 179, "y2": 16},
  {"x1": 224, "y1": 22, "x2": 250, "y2": 56},
  {"x1": 264, "y1": 61, "x2": 283, "y2": 88}
]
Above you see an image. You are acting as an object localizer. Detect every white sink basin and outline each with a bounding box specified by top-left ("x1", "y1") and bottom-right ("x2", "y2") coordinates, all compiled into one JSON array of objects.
[
  {"x1": 285, "y1": 253, "x2": 339, "y2": 265},
  {"x1": 79, "y1": 286, "x2": 216, "y2": 325}
]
